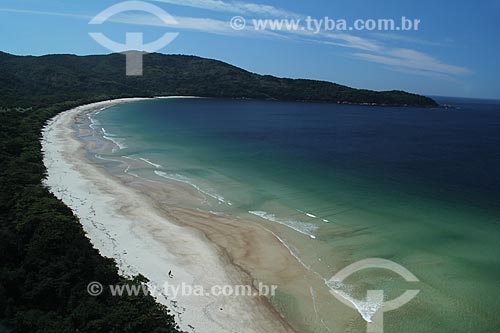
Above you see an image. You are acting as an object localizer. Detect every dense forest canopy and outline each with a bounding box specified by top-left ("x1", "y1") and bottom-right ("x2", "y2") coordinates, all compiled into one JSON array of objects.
[
  {"x1": 0, "y1": 98, "x2": 182, "y2": 332},
  {"x1": 0, "y1": 51, "x2": 438, "y2": 109}
]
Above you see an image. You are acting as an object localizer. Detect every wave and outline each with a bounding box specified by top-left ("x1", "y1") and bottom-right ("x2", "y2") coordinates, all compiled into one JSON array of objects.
[
  {"x1": 86, "y1": 113, "x2": 126, "y2": 151},
  {"x1": 88, "y1": 115, "x2": 100, "y2": 130},
  {"x1": 258, "y1": 212, "x2": 374, "y2": 322},
  {"x1": 102, "y1": 136, "x2": 128, "y2": 150},
  {"x1": 325, "y1": 280, "x2": 382, "y2": 323},
  {"x1": 297, "y1": 209, "x2": 330, "y2": 223},
  {"x1": 248, "y1": 211, "x2": 318, "y2": 239},
  {"x1": 154, "y1": 170, "x2": 231, "y2": 205},
  {"x1": 98, "y1": 126, "x2": 128, "y2": 151},
  {"x1": 272, "y1": 225, "x2": 377, "y2": 323},
  {"x1": 139, "y1": 157, "x2": 162, "y2": 169},
  {"x1": 101, "y1": 127, "x2": 117, "y2": 137}
]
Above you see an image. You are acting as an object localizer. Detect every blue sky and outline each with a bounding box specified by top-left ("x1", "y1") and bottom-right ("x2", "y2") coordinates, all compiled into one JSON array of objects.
[{"x1": 1, "y1": 0, "x2": 499, "y2": 99}]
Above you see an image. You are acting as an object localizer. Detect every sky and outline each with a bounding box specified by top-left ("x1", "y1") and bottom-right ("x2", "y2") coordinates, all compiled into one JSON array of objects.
[{"x1": 0, "y1": 0, "x2": 499, "y2": 99}]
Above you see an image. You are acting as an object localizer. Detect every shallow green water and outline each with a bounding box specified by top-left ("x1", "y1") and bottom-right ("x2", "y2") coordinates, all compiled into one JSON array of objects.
[{"x1": 89, "y1": 97, "x2": 500, "y2": 332}]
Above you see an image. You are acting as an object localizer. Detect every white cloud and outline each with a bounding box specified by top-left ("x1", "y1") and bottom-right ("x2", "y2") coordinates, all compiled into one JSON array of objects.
[
  {"x1": 319, "y1": 33, "x2": 382, "y2": 52},
  {"x1": 108, "y1": 12, "x2": 285, "y2": 40},
  {"x1": 353, "y1": 48, "x2": 469, "y2": 76},
  {"x1": 0, "y1": 5, "x2": 470, "y2": 79},
  {"x1": 371, "y1": 33, "x2": 449, "y2": 47},
  {"x1": 0, "y1": 7, "x2": 88, "y2": 19},
  {"x1": 151, "y1": 0, "x2": 296, "y2": 16},
  {"x1": 387, "y1": 66, "x2": 456, "y2": 80},
  {"x1": 99, "y1": 11, "x2": 473, "y2": 78}
]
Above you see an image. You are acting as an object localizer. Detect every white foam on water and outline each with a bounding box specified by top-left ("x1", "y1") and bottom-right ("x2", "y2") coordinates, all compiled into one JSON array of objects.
[
  {"x1": 101, "y1": 127, "x2": 116, "y2": 137},
  {"x1": 272, "y1": 230, "x2": 377, "y2": 324},
  {"x1": 154, "y1": 170, "x2": 231, "y2": 205},
  {"x1": 325, "y1": 280, "x2": 382, "y2": 323},
  {"x1": 92, "y1": 124, "x2": 128, "y2": 151},
  {"x1": 94, "y1": 154, "x2": 125, "y2": 164},
  {"x1": 88, "y1": 115, "x2": 100, "y2": 130},
  {"x1": 248, "y1": 211, "x2": 318, "y2": 239},
  {"x1": 139, "y1": 157, "x2": 162, "y2": 169},
  {"x1": 272, "y1": 233, "x2": 311, "y2": 270},
  {"x1": 297, "y1": 209, "x2": 328, "y2": 221},
  {"x1": 103, "y1": 136, "x2": 128, "y2": 150}
]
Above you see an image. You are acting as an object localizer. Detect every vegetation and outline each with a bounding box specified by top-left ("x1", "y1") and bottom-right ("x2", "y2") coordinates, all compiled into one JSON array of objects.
[
  {"x1": 0, "y1": 50, "x2": 437, "y2": 332},
  {"x1": 0, "y1": 99, "x2": 182, "y2": 332},
  {"x1": 0, "y1": 51, "x2": 438, "y2": 108}
]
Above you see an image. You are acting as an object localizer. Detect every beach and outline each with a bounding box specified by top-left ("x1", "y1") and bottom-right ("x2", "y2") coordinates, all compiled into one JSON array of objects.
[
  {"x1": 40, "y1": 97, "x2": 500, "y2": 332},
  {"x1": 41, "y1": 98, "x2": 357, "y2": 333}
]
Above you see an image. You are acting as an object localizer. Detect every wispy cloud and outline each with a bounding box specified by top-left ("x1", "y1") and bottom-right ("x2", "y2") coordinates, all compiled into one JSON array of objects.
[
  {"x1": 0, "y1": 7, "x2": 88, "y2": 19},
  {"x1": 387, "y1": 66, "x2": 457, "y2": 80},
  {"x1": 353, "y1": 48, "x2": 469, "y2": 76},
  {"x1": 371, "y1": 33, "x2": 449, "y2": 48},
  {"x1": 109, "y1": 12, "x2": 384, "y2": 51},
  {"x1": 151, "y1": 0, "x2": 296, "y2": 17},
  {"x1": 317, "y1": 33, "x2": 383, "y2": 52},
  {"x1": 109, "y1": 12, "x2": 286, "y2": 40},
  {"x1": 0, "y1": 4, "x2": 469, "y2": 79}
]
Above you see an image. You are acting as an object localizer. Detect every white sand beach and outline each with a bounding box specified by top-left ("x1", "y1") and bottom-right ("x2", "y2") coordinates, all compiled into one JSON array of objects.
[{"x1": 41, "y1": 98, "x2": 300, "y2": 333}]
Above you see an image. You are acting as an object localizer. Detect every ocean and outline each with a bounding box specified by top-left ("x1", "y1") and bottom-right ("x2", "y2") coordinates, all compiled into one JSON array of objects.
[{"x1": 86, "y1": 96, "x2": 500, "y2": 332}]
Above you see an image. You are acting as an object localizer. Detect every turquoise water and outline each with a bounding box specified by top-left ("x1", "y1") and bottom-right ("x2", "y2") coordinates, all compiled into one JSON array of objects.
[{"x1": 90, "y1": 97, "x2": 500, "y2": 332}]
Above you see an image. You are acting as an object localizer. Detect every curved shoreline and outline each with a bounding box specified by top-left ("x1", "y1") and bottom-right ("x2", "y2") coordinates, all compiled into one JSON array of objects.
[
  {"x1": 42, "y1": 98, "x2": 299, "y2": 332},
  {"x1": 42, "y1": 97, "x2": 364, "y2": 333}
]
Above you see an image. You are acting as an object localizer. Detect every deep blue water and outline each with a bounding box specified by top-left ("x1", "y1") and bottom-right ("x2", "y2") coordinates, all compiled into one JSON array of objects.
[
  {"x1": 92, "y1": 96, "x2": 500, "y2": 332},
  {"x1": 100, "y1": 97, "x2": 500, "y2": 210}
]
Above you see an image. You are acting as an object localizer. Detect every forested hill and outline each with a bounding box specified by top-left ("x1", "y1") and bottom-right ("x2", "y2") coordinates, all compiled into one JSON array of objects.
[{"x1": 0, "y1": 51, "x2": 438, "y2": 108}]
